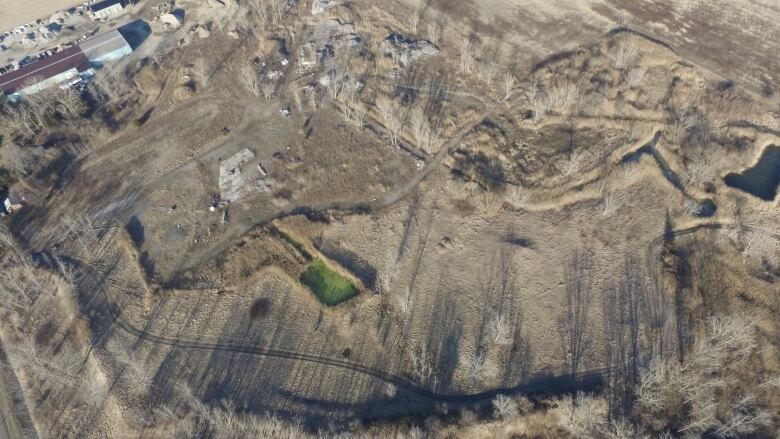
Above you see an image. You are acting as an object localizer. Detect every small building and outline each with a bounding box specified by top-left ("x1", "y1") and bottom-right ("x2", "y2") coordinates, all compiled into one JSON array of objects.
[
  {"x1": 79, "y1": 29, "x2": 132, "y2": 66},
  {"x1": 1, "y1": 190, "x2": 25, "y2": 216},
  {"x1": 89, "y1": 0, "x2": 126, "y2": 20}
]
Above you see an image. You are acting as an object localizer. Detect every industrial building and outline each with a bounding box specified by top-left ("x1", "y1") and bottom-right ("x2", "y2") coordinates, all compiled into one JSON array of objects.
[
  {"x1": 0, "y1": 46, "x2": 91, "y2": 97},
  {"x1": 0, "y1": 29, "x2": 132, "y2": 98},
  {"x1": 88, "y1": 0, "x2": 126, "y2": 20},
  {"x1": 80, "y1": 29, "x2": 132, "y2": 66}
]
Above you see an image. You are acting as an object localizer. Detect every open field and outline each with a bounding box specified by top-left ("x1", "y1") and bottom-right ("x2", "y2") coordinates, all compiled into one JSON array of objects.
[
  {"x1": 0, "y1": 0, "x2": 778, "y2": 437},
  {"x1": 0, "y1": 0, "x2": 82, "y2": 32}
]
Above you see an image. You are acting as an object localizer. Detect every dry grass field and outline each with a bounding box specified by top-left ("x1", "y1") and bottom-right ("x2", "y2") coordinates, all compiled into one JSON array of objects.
[
  {"x1": 0, "y1": 0, "x2": 778, "y2": 437},
  {"x1": 0, "y1": 0, "x2": 82, "y2": 31}
]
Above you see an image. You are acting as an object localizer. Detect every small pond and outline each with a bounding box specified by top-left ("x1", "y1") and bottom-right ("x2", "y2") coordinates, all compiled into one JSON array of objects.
[{"x1": 724, "y1": 145, "x2": 780, "y2": 201}]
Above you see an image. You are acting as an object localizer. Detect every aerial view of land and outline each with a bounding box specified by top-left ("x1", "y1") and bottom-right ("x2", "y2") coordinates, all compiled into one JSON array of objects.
[{"x1": 0, "y1": 0, "x2": 778, "y2": 438}]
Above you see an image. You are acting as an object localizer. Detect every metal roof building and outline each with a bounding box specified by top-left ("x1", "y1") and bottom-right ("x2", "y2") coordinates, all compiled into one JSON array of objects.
[
  {"x1": 80, "y1": 29, "x2": 132, "y2": 66},
  {"x1": 0, "y1": 28, "x2": 133, "y2": 97},
  {"x1": 89, "y1": 0, "x2": 126, "y2": 19},
  {"x1": 0, "y1": 46, "x2": 91, "y2": 96}
]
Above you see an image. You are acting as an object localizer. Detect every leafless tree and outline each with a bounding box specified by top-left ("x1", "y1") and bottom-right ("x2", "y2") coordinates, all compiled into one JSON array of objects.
[
  {"x1": 627, "y1": 66, "x2": 647, "y2": 88},
  {"x1": 194, "y1": 58, "x2": 209, "y2": 88},
  {"x1": 622, "y1": 161, "x2": 638, "y2": 182},
  {"x1": 409, "y1": 107, "x2": 439, "y2": 153},
  {"x1": 602, "y1": 187, "x2": 619, "y2": 217},
  {"x1": 556, "y1": 392, "x2": 608, "y2": 438},
  {"x1": 560, "y1": 250, "x2": 594, "y2": 379},
  {"x1": 489, "y1": 313, "x2": 512, "y2": 346},
  {"x1": 239, "y1": 62, "x2": 261, "y2": 97},
  {"x1": 684, "y1": 199, "x2": 703, "y2": 217},
  {"x1": 503, "y1": 72, "x2": 516, "y2": 101},
  {"x1": 92, "y1": 71, "x2": 128, "y2": 101},
  {"x1": 376, "y1": 96, "x2": 405, "y2": 146},
  {"x1": 290, "y1": 84, "x2": 302, "y2": 111},
  {"x1": 325, "y1": 67, "x2": 346, "y2": 100},
  {"x1": 466, "y1": 352, "x2": 497, "y2": 387},
  {"x1": 426, "y1": 22, "x2": 441, "y2": 45},
  {"x1": 305, "y1": 85, "x2": 319, "y2": 111},
  {"x1": 635, "y1": 315, "x2": 772, "y2": 437},
  {"x1": 409, "y1": 7, "x2": 421, "y2": 34},
  {"x1": 685, "y1": 156, "x2": 710, "y2": 185},
  {"x1": 407, "y1": 341, "x2": 433, "y2": 382},
  {"x1": 544, "y1": 81, "x2": 580, "y2": 114},
  {"x1": 459, "y1": 40, "x2": 474, "y2": 74},
  {"x1": 117, "y1": 349, "x2": 154, "y2": 390},
  {"x1": 740, "y1": 230, "x2": 776, "y2": 260},
  {"x1": 269, "y1": 0, "x2": 284, "y2": 24},
  {"x1": 508, "y1": 185, "x2": 529, "y2": 209},
  {"x1": 492, "y1": 394, "x2": 518, "y2": 420},
  {"x1": 477, "y1": 59, "x2": 497, "y2": 87},
  {"x1": 261, "y1": 81, "x2": 275, "y2": 100},
  {"x1": 563, "y1": 149, "x2": 582, "y2": 176},
  {"x1": 610, "y1": 39, "x2": 639, "y2": 71},
  {"x1": 383, "y1": 382, "x2": 397, "y2": 399}
]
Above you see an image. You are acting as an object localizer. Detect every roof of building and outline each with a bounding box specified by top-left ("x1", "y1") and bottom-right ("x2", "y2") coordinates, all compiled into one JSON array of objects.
[
  {"x1": 0, "y1": 46, "x2": 90, "y2": 95},
  {"x1": 80, "y1": 29, "x2": 131, "y2": 60},
  {"x1": 89, "y1": 0, "x2": 124, "y2": 13}
]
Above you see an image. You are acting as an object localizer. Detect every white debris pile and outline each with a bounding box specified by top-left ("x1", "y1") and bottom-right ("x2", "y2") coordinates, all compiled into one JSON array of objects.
[
  {"x1": 303, "y1": 19, "x2": 362, "y2": 68},
  {"x1": 311, "y1": 0, "x2": 335, "y2": 14},
  {"x1": 380, "y1": 33, "x2": 439, "y2": 65},
  {"x1": 160, "y1": 11, "x2": 184, "y2": 29}
]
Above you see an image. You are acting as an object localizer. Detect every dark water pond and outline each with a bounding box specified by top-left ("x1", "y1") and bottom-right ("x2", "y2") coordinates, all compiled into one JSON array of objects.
[{"x1": 724, "y1": 145, "x2": 780, "y2": 201}]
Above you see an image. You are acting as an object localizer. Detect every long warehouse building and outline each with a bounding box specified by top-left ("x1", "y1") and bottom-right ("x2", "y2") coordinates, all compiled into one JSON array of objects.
[{"x1": 0, "y1": 29, "x2": 132, "y2": 98}]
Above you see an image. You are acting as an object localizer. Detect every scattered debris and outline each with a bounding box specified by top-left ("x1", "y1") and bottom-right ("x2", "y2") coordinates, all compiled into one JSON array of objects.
[
  {"x1": 380, "y1": 33, "x2": 439, "y2": 64},
  {"x1": 311, "y1": 0, "x2": 335, "y2": 15},
  {"x1": 279, "y1": 107, "x2": 291, "y2": 117}
]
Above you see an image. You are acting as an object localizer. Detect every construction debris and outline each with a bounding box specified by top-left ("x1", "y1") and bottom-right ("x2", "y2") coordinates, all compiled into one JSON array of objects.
[
  {"x1": 380, "y1": 33, "x2": 439, "y2": 64},
  {"x1": 311, "y1": 0, "x2": 335, "y2": 15}
]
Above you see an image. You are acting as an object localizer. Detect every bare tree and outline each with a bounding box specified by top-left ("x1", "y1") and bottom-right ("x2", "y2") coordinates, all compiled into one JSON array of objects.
[
  {"x1": 325, "y1": 67, "x2": 346, "y2": 100},
  {"x1": 239, "y1": 62, "x2": 261, "y2": 97},
  {"x1": 426, "y1": 22, "x2": 441, "y2": 45},
  {"x1": 503, "y1": 72, "x2": 516, "y2": 101},
  {"x1": 376, "y1": 96, "x2": 405, "y2": 146},
  {"x1": 563, "y1": 149, "x2": 582, "y2": 176},
  {"x1": 560, "y1": 250, "x2": 594, "y2": 379},
  {"x1": 544, "y1": 81, "x2": 580, "y2": 114},
  {"x1": 466, "y1": 352, "x2": 497, "y2": 387},
  {"x1": 305, "y1": 85, "x2": 319, "y2": 111},
  {"x1": 488, "y1": 313, "x2": 512, "y2": 346},
  {"x1": 602, "y1": 188, "x2": 619, "y2": 217},
  {"x1": 684, "y1": 199, "x2": 703, "y2": 217},
  {"x1": 289, "y1": 84, "x2": 302, "y2": 111},
  {"x1": 409, "y1": 7, "x2": 421, "y2": 34},
  {"x1": 685, "y1": 156, "x2": 710, "y2": 185},
  {"x1": 492, "y1": 394, "x2": 518, "y2": 420},
  {"x1": 407, "y1": 341, "x2": 433, "y2": 382},
  {"x1": 635, "y1": 315, "x2": 772, "y2": 437},
  {"x1": 508, "y1": 185, "x2": 529, "y2": 209},
  {"x1": 610, "y1": 39, "x2": 639, "y2": 71},
  {"x1": 261, "y1": 81, "x2": 275, "y2": 100},
  {"x1": 627, "y1": 66, "x2": 647, "y2": 87},
  {"x1": 622, "y1": 161, "x2": 638, "y2": 182},
  {"x1": 194, "y1": 58, "x2": 209, "y2": 88},
  {"x1": 478, "y1": 58, "x2": 497, "y2": 86},
  {"x1": 92, "y1": 71, "x2": 128, "y2": 101},
  {"x1": 459, "y1": 39, "x2": 474, "y2": 74}
]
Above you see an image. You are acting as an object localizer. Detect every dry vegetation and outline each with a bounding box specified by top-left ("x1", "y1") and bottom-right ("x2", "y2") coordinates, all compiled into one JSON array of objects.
[{"x1": 0, "y1": 0, "x2": 778, "y2": 438}]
